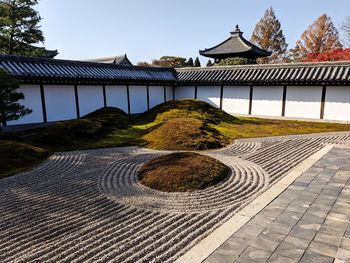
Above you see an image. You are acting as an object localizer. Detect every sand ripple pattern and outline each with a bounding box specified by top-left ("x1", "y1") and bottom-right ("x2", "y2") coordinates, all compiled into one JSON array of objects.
[
  {"x1": 100, "y1": 153, "x2": 269, "y2": 213},
  {"x1": 1, "y1": 132, "x2": 350, "y2": 262}
]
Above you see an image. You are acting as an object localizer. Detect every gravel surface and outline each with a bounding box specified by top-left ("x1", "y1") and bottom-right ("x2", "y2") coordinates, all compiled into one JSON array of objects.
[{"x1": 1, "y1": 132, "x2": 350, "y2": 262}]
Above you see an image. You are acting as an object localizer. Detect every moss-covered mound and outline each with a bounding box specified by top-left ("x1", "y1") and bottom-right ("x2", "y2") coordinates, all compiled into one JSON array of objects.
[
  {"x1": 139, "y1": 99, "x2": 238, "y2": 125},
  {"x1": 138, "y1": 99, "x2": 237, "y2": 150},
  {"x1": 30, "y1": 107, "x2": 132, "y2": 150},
  {"x1": 138, "y1": 152, "x2": 230, "y2": 192},
  {"x1": 142, "y1": 118, "x2": 228, "y2": 150},
  {"x1": 0, "y1": 140, "x2": 50, "y2": 179},
  {"x1": 31, "y1": 119, "x2": 103, "y2": 149},
  {"x1": 83, "y1": 107, "x2": 131, "y2": 129}
]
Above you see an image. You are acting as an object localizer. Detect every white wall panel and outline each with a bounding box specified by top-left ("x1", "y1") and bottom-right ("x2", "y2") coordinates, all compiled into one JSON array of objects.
[
  {"x1": 252, "y1": 86, "x2": 283, "y2": 117},
  {"x1": 44, "y1": 85, "x2": 76, "y2": 122},
  {"x1": 222, "y1": 86, "x2": 250, "y2": 114},
  {"x1": 149, "y1": 86, "x2": 164, "y2": 109},
  {"x1": 8, "y1": 85, "x2": 43, "y2": 125},
  {"x1": 78, "y1": 86, "x2": 104, "y2": 116},
  {"x1": 197, "y1": 86, "x2": 221, "y2": 108},
  {"x1": 175, "y1": 86, "x2": 195, "y2": 100},
  {"x1": 324, "y1": 86, "x2": 350, "y2": 121},
  {"x1": 166, "y1": 86, "x2": 173, "y2": 101},
  {"x1": 129, "y1": 86, "x2": 147, "y2": 114},
  {"x1": 285, "y1": 86, "x2": 322, "y2": 119},
  {"x1": 105, "y1": 85, "x2": 128, "y2": 113}
]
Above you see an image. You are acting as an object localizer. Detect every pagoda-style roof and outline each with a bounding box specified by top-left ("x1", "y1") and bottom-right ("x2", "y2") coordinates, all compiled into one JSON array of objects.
[{"x1": 199, "y1": 25, "x2": 271, "y2": 61}]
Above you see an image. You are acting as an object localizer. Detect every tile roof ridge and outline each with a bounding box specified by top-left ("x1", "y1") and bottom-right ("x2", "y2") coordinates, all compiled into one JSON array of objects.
[{"x1": 175, "y1": 60, "x2": 350, "y2": 72}]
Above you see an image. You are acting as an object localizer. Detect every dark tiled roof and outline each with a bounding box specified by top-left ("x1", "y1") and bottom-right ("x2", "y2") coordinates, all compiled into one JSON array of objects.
[
  {"x1": 176, "y1": 61, "x2": 350, "y2": 85},
  {"x1": 0, "y1": 54, "x2": 176, "y2": 84},
  {"x1": 199, "y1": 25, "x2": 271, "y2": 59}
]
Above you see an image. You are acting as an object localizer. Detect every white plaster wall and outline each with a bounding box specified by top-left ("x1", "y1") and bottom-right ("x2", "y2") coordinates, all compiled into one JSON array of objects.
[
  {"x1": 197, "y1": 86, "x2": 221, "y2": 108},
  {"x1": 324, "y1": 86, "x2": 350, "y2": 121},
  {"x1": 129, "y1": 86, "x2": 147, "y2": 114},
  {"x1": 8, "y1": 85, "x2": 43, "y2": 125},
  {"x1": 285, "y1": 86, "x2": 322, "y2": 119},
  {"x1": 77, "y1": 86, "x2": 104, "y2": 117},
  {"x1": 166, "y1": 86, "x2": 173, "y2": 101},
  {"x1": 175, "y1": 86, "x2": 195, "y2": 100},
  {"x1": 252, "y1": 86, "x2": 283, "y2": 117},
  {"x1": 222, "y1": 86, "x2": 250, "y2": 114},
  {"x1": 44, "y1": 85, "x2": 76, "y2": 122},
  {"x1": 105, "y1": 85, "x2": 128, "y2": 113},
  {"x1": 149, "y1": 86, "x2": 165, "y2": 109}
]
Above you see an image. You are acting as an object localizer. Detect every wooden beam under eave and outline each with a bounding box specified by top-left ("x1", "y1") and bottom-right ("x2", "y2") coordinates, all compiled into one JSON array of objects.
[
  {"x1": 164, "y1": 85, "x2": 167, "y2": 103},
  {"x1": 146, "y1": 85, "x2": 150, "y2": 111},
  {"x1": 40, "y1": 84, "x2": 47, "y2": 123},
  {"x1": 249, "y1": 85, "x2": 253, "y2": 115},
  {"x1": 320, "y1": 85, "x2": 327, "y2": 119},
  {"x1": 126, "y1": 84, "x2": 131, "y2": 115},
  {"x1": 220, "y1": 85, "x2": 224, "y2": 110},
  {"x1": 102, "y1": 85, "x2": 107, "y2": 107},
  {"x1": 74, "y1": 84, "x2": 80, "y2": 118},
  {"x1": 282, "y1": 85, "x2": 287, "y2": 117}
]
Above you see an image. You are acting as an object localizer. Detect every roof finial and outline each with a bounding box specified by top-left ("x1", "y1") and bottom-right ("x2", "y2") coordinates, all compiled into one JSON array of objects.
[{"x1": 231, "y1": 25, "x2": 243, "y2": 36}]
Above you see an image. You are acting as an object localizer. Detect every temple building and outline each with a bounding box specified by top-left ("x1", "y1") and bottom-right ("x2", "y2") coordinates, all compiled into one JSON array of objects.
[
  {"x1": 82, "y1": 54, "x2": 133, "y2": 65},
  {"x1": 199, "y1": 25, "x2": 271, "y2": 64}
]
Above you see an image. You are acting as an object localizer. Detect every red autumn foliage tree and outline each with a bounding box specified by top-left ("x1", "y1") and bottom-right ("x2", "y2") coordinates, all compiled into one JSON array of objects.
[{"x1": 302, "y1": 48, "x2": 350, "y2": 62}]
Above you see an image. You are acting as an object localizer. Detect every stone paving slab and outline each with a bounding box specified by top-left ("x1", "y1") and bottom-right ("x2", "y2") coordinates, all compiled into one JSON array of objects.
[{"x1": 204, "y1": 147, "x2": 350, "y2": 263}]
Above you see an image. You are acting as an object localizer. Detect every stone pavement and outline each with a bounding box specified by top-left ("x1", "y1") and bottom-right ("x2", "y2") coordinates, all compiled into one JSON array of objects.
[{"x1": 204, "y1": 146, "x2": 350, "y2": 263}]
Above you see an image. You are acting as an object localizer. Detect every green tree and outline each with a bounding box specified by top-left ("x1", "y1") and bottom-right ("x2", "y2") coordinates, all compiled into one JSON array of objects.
[
  {"x1": 194, "y1": 57, "x2": 201, "y2": 67},
  {"x1": 0, "y1": 69, "x2": 32, "y2": 130},
  {"x1": 206, "y1": 60, "x2": 213, "y2": 67},
  {"x1": 151, "y1": 56, "x2": 187, "y2": 67},
  {"x1": 0, "y1": 0, "x2": 45, "y2": 56},
  {"x1": 286, "y1": 45, "x2": 303, "y2": 63},
  {"x1": 296, "y1": 14, "x2": 342, "y2": 59},
  {"x1": 186, "y1": 57, "x2": 194, "y2": 67},
  {"x1": 251, "y1": 7, "x2": 288, "y2": 64},
  {"x1": 217, "y1": 57, "x2": 248, "y2": 66}
]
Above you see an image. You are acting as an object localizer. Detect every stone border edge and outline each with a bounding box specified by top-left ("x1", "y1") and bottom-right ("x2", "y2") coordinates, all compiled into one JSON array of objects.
[{"x1": 175, "y1": 144, "x2": 334, "y2": 263}]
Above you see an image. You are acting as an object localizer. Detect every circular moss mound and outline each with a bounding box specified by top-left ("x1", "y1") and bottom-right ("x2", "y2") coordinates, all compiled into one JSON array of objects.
[
  {"x1": 138, "y1": 152, "x2": 230, "y2": 192},
  {"x1": 142, "y1": 118, "x2": 229, "y2": 151}
]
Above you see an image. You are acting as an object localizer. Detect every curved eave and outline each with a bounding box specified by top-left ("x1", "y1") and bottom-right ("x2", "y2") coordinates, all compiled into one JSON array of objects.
[
  {"x1": 199, "y1": 49, "x2": 271, "y2": 59},
  {"x1": 199, "y1": 34, "x2": 271, "y2": 59}
]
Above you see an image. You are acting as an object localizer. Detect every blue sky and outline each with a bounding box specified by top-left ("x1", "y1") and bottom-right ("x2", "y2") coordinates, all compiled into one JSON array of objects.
[{"x1": 36, "y1": 0, "x2": 350, "y2": 65}]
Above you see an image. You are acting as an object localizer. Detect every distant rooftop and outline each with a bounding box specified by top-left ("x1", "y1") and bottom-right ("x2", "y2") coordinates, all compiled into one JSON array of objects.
[
  {"x1": 82, "y1": 54, "x2": 132, "y2": 65},
  {"x1": 199, "y1": 25, "x2": 271, "y2": 63}
]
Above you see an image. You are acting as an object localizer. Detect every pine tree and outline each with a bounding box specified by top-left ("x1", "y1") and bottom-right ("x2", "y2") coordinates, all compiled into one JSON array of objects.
[
  {"x1": 250, "y1": 7, "x2": 288, "y2": 64},
  {"x1": 296, "y1": 14, "x2": 342, "y2": 59},
  {"x1": 206, "y1": 60, "x2": 213, "y2": 67},
  {"x1": 194, "y1": 57, "x2": 201, "y2": 67},
  {"x1": 0, "y1": 0, "x2": 45, "y2": 56},
  {"x1": 186, "y1": 57, "x2": 194, "y2": 67},
  {"x1": 0, "y1": 69, "x2": 32, "y2": 130}
]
